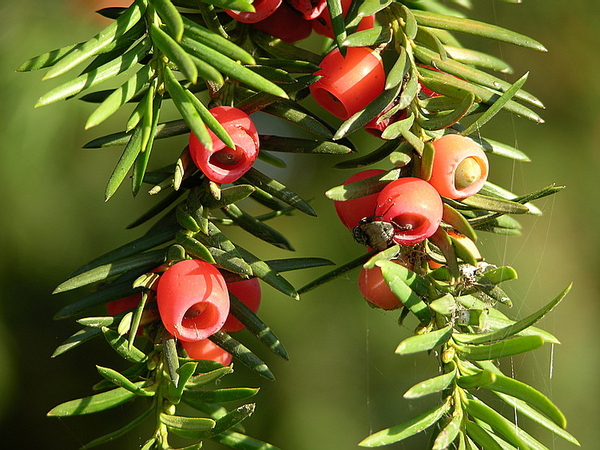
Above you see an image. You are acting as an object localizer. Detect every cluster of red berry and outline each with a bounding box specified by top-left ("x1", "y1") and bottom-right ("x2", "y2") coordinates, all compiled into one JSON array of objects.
[
  {"x1": 106, "y1": 2, "x2": 489, "y2": 364},
  {"x1": 108, "y1": 260, "x2": 261, "y2": 365},
  {"x1": 225, "y1": 0, "x2": 373, "y2": 44},
  {"x1": 106, "y1": 103, "x2": 263, "y2": 366},
  {"x1": 335, "y1": 134, "x2": 489, "y2": 310}
]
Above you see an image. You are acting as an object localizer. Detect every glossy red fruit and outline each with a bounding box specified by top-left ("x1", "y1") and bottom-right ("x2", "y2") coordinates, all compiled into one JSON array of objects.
[
  {"x1": 181, "y1": 339, "x2": 233, "y2": 366},
  {"x1": 224, "y1": 0, "x2": 282, "y2": 23},
  {"x1": 253, "y1": 2, "x2": 312, "y2": 43},
  {"x1": 312, "y1": 0, "x2": 375, "y2": 39},
  {"x1": 429, "y1": 134, "x2": 489, "y2": 200},
  {"x1": 334, "y1": 169, "x2": 386, "y2": 230},
  {"x1": 107, "y1": 294, "x2": 141, "y2": 316},
  {"x1": 156, "y1": 260, "x2": 230, "y2": 342},
  {"x1": 106, "y1": 293, "x2": 160, "y2": 331},
  {"x1": 288, "y1": 0, "x2": 327, "y2": 20},
  {"x1": 189, "y1": 106, "x2": 259, "y2": 184},
  {"x1": 222, "y1": 278, "x2": 262, "y2": 333},
  {"x1": 358, "y1": 261, "x2": 408, "y2": 310},
  {"x1": 309, "y1": 47, "x2": 385, "y2": 120},
  {"x1": 375, "y1": 177, "x2": 443, "y2": 246}
]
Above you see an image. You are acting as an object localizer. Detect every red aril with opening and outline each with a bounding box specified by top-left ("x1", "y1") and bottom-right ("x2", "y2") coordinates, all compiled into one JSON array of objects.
[
  {"x1": 156, "y1": 259, "x2": 230, "y2": 342},
  {"x1": 189, "y1": 106, "x2": 259, "y2": 184},
  {"x1": 309, "y1": 47, "x2": 385, "y2": 120},
  {"x1": 375, "y1": 177, "x2": 443, "y2": 246},
  {"x1": 428, "y1": 134, "x2": 489, "y2": 200}
]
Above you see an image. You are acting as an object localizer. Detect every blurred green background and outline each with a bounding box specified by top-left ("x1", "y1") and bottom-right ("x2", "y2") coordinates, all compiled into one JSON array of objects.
[{"x1": 1, "y1": 0, "x2": 598, "y2": 448}]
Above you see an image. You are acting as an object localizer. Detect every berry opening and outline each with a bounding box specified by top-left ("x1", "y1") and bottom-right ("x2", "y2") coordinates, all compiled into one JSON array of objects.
[
  {"x1": 210, "y1": 145, "x2": 247, "y2": 170},
  {"x1": 181, "y1": 302, "x2": 220, "y2": 334},
  {"x1": 454, "y1": 157, "x2": 483, "y2": 189},
  {"x1": 181, "y1": 339, "x2": 233, "y2": 366},
  {"x1": 391, "y1": 214, "x2": 428, "y2": 239},
  {"x1": 429, "y1": 134, "x2": 489, "y2": 199},
  {"x1": 310, "y1": 87, "x2": 348, "y2": 119}
]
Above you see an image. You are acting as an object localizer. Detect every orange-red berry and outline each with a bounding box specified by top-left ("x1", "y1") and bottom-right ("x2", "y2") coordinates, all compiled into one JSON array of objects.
[
  {"x1": 429, "y1": 134, "x2": 489, "y2": 200},
  {"x1": 375, "y1": 177, "x2": 443, "y2": 246},
  {"x1": 189, "y1": 106, "x2": 259, "y2": 184},
  {"x1": 309, "y1": 47, "x2": 385, "y2": 120},
  {"x1": 156, "y1": 260, "x2": 230, "y2": 342}
]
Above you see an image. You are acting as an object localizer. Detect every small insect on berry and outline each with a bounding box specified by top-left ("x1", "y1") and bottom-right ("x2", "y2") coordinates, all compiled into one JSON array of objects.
[
  {"x1": 333, "y1": 169, "x2": 386, "y2": 231},
  {"x1": 375, "y1": 177, "x2": 443, "y2": 246},
  {"x1": 353, "y1": 217, "x2": 396, "y2": 251}
]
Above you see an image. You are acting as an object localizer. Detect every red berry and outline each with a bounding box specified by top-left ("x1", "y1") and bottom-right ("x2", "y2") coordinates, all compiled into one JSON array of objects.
[
  {"x1": 375, "y1": 177, "x2": 443, "y2": 246},
  {"x1": 106, "y1": 294, "x2": 141, "y2": 316},
  {"x1": 224, "y1": 0, "x2": 282, "y2": 23},
  {"x1": 181, "y1": 339, "x2": 233, "y2": 366},
  {"x1": 309, "y1": 47, "x2": 385, "y2": 120},
  {"x1": 288, "y1": 0, "x2": 327, "y2": 20},
  {"x1": 429, "y1": 134, "x2": 489, "y2": 200},
  {"x1": 222, "y1": 278, "x2": 262, "y2": 333},
  {"x1": 253, "y1": 2, "x2": 312, "y2": 43},
  {"x1": 333, "y1": 169, "x2": 386, "y2": 230},
  {"x1": 364, "y1": 103, "x2": 406, "y2": 139},
  {"x1": 312, "y1": 0, "x2": 375, "y2": 39},
  {"x1": 189, "y1": 106, "x2": 259, "y2": 184},
  {"x1": 106, "y1": 293, "x2": 160, "y2": 334},
  {"x1": 358, "y1": 262, "x2": 408, "y2": 310},
  {"x1": 156, "y1": 260, "x2": 230, "y2": 342}
]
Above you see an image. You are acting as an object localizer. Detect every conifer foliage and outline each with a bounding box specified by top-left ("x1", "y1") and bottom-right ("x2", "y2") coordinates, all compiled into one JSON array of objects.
[{"x1": 20, "y1": 0, "x2": 579, "y2": 448}]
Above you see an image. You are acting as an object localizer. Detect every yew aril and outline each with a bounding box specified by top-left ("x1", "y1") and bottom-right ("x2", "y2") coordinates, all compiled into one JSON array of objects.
[
  {"x1": 312, "y1": 0, "x2": 375, "y2": 39},
  {"x1": 309, "y1": 47, "x2": 385, "y2": 120},
  {"x1": 189, "y1": 106, "x2": 259, "y2": 184},
  {"x1": 224, "y1": 0, "x2": 282, "y2": 23},
  {"x1": 253, "y1": 2, "x2": 312, "y2": 43},
  {"x1": 333, "y1": 169, "x2": 386, "y2": 231},
  {"x1": 428, "y1": 134, "x2": 489, "y2": 199},
  {"x1": 106, "y1": 292, "x2": 160, "y2": 332},
  {"x1": 358, "y1": 260, "x2": 411, "y2": 310},
  {"x1": 156, "y1": 259, "x2": 230, "y2": 342},
  {"x1": 288, "y1": 0, "x2": 327, "y2": 20},
  {"x1": 181, "y1": 339, "x2": 233, "y2": 366},
  {"x1": 106, "y1": 294, "x2": 141, "y2": 316},
  {"x1": 222, "y1": 278, "x2": 262, "y2": 333},
  {"x1": 375, "y1": 177, "x2": 443, "y2": 246}
]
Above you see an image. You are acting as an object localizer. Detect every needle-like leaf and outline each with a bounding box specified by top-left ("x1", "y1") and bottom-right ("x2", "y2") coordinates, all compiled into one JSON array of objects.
[{"x1": 44, "y1": 0, "x2": 148, "y2": 79}]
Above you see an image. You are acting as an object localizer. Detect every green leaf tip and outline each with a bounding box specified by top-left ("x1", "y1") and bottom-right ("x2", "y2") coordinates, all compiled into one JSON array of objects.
[{"x1": 412, "y1": 10, "x2": 547, "y2": 52}]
